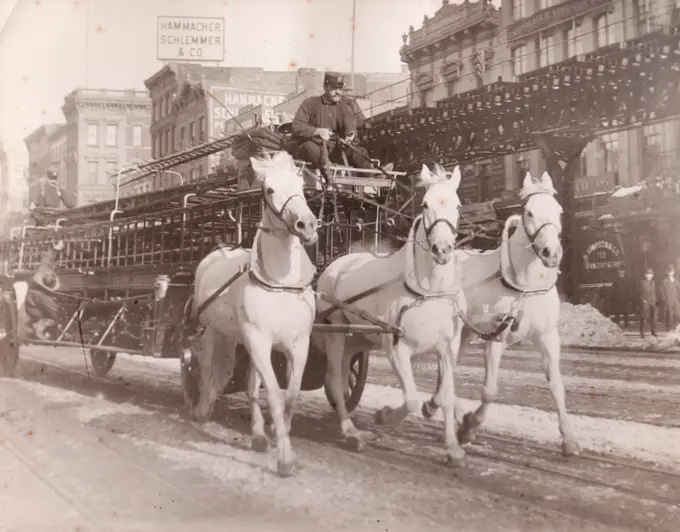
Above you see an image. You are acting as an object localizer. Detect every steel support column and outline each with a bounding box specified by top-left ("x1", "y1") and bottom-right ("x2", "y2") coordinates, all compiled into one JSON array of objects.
[{"x1": 533, "y1": 134, "x2": 593, "y2": 303}]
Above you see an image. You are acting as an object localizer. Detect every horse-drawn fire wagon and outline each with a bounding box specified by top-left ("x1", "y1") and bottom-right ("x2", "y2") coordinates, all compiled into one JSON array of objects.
[{"x1": 0, "y1": 127, "x2": 420, "y2": 410}]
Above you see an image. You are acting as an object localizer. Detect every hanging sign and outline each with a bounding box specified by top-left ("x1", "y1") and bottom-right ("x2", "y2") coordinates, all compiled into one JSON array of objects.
[{"x1": 157, "y1": 16, "x2": 225, "y2": 62}]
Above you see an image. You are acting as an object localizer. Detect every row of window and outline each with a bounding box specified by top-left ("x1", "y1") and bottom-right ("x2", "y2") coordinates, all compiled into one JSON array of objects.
[
  {"x1": 85, "y1": 160, "x2": 119, "y2": 185},
  {"x1": 512, "y1": 0, "x2": 675, "y2": 23},
  {"x1": 86, "y1": 123, "x2": 144, "y2": 148},
  {"x1": 152, "y1": 91, "x2": 177, "y2": 122},
  {"x1": 510, "y1": 13, "x2": 621, "y2": 76},
  {"x1": 513, "y1": 124, "x2": 676, "y2": 183},
  {"x1": 152, "y1": 116, "x2": 206, "y2": 158}
]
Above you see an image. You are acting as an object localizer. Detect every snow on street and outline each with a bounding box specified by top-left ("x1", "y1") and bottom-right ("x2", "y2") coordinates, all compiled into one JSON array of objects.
[{"x1": 1, "y1": 344, "x2": 679, "y2": 532}]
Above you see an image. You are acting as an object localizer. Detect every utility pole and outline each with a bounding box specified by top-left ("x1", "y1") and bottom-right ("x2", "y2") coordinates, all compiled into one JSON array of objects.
[
  {"x1": 350, "y1": 0, "x2": 356, "y2": 91},
  {"x1": 84, "y1": 0, "x2": 90, "y2": 87}
]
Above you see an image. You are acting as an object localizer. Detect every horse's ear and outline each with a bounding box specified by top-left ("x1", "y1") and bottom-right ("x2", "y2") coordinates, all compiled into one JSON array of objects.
[
  {"x1": 522, "y1": 171, "x2": 534, "y2": 189},
  {"x1": 449, "y1": 165, "x2": 461, "y2": 191},
  {"x1": 540, "y1": 171, "x2": 556, "y2": 193},
  {"x1": 420, "y1": 163, "x2": 431, "y2": 181}
]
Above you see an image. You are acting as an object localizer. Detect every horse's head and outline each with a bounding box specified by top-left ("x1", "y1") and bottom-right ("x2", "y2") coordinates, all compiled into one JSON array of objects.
[
  {"x1": 520, "y1": 171, "x2": 563, "y2": 268},
  {"x1": 250, "y1": 151, "x2": 319, "y2": 245},
  {"x1": 417, "y1": 163, "x2": 462, "y2": 265}
]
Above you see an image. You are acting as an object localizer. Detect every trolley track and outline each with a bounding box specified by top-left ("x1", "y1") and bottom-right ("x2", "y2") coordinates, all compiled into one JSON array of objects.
[
  {"x1": 15, "y1": 351, "x2": 680, "y2": 531},
  {"x1": 369, "y1": 355, "x2": 680, "y2": 429}
]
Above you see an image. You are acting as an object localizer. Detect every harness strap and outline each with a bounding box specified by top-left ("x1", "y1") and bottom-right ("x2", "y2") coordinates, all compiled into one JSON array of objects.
[
  {"x1": 316, "y1": 277, "x2": 398, "y2": 323},
  {"x1": 193, "y1": 265, "x2": 250, "y2": 323}
]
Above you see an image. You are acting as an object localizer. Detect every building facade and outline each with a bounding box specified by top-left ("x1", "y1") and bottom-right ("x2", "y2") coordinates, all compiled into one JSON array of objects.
[
  {"x1": 399, "y1": 0, "x2": 506, "y2": 203},
  {"x1": 136, "y1": 63, "x2": 408, "y2": 193},
  {"x1": 24, "y1": 123, "x2": 64, "y2": 205},
  {"x1": 60, "y1": 88, "x2": 152, "y2": 205},
  {"x1": 502, "y1": 0, "x2": 680, "y2": 191}
]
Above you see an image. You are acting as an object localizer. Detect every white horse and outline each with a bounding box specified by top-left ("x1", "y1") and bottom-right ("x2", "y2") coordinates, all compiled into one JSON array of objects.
[
  {"x1": 315, "y1": 163, "x2": 469, "y2": 466},
  {"x1": 191, "y1": 150, "x2": 319, "y2": 477},
  {"x1": 423, "y1": 170, "x2": 580, "y2": 457}
]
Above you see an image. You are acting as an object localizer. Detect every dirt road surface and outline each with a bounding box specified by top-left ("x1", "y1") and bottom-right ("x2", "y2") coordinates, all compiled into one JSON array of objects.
[{"x1": 0, "y1": 345, "x2": 678, "y2": 532}]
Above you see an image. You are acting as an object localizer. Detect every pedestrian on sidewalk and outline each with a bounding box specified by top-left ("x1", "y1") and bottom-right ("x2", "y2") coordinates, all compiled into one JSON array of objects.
[
  {"x1": 659, "y1": 264, "x2": 680, "y2": 331},
  {"x1": 609, "y1": 268, "x2": 631, "y2": 328},
  {"x1": 639, "y1": 267, "x2": 657, "y2": 338}
]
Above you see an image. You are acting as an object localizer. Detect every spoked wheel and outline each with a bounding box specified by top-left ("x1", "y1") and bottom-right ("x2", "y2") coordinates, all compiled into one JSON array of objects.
[
  {"x1": 90, "y1": 348, "x2": 116, "y2": 377},
  {"x1": 324, "y1": 351, "x2": 369, "y2": 413},
  {"x1": 0, "y1": 296, "x2": 20, "y2": 378},
  {"x1": 178, "y1": 297, "x2": 201, "y2": 413}
]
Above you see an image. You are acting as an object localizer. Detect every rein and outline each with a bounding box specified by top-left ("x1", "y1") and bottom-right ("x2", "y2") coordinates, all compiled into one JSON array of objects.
[
  {"x1": 193, "y1": 184, "x2": 315, "y2": 323},
  {"x1": 454, "y1": 191, "x2": 561, "y2": 342}
]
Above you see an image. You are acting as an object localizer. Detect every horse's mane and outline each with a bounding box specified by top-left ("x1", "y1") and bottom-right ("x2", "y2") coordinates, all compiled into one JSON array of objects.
[{"x1": 250, "y1": 150, "x2": 303, "y2": 186}]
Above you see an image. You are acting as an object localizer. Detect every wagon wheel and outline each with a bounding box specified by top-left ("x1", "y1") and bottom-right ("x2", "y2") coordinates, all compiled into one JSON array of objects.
[
  {"x1": 0, "y1": 294, "x2": 20, "y2": 378},
  {"x1": 90, "y1": 348, "x2": 117, "y2": 377},
  {"x1": 178, "y1": 297, "x2": 201, "y2": 412},
  {"x1": 324, "y1": 351, "x2": 369, "y2": 413}
]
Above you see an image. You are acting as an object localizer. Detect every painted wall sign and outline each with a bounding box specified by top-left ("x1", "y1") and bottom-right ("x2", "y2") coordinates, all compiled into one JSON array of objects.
[
  {"x1": 157, "y1": 16, "x2": 225, "y2": 62},
  {"x1": 582, "y1": 238, "x2": 623, "y2": 271},
  {"x1": 208, "y1": 86, "x2": 288, "y2": 137}
]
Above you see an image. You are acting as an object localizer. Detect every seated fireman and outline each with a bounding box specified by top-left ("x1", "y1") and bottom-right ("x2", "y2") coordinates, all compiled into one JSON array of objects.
[{"x1": 291, "y1": 71, "x2": 392, "y2": 173}]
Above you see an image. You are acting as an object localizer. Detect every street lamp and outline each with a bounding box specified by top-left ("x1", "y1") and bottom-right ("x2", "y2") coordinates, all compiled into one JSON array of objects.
[
  {"x1": 160, "y1": 170, "x2": 184, "y2": 187},
  {"x1": 114, "y1": 158, "x2": 145, "y2": 212}
]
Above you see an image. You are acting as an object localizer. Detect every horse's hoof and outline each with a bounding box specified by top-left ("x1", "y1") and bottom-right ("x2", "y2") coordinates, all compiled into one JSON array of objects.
[
  {"x1": 374, "y1": 407, "x2": 391, "y2": 425},
  {"x1": 457, "y1": 413, "x2": 476, "y2": 444},
  {"x1": 191, "y1": 406, "x2": 211, "y2": 424},
  {"x1": 251, "y1": 434, "x2": 269, "y2": 453},
  {"x1": 344, "y1": 434, "x2": 366, "y2": 452},
  {"x1": 446, "y1": 448, "x2": 467, "y2": 468},
  {"x1": 562, "y1": 439, "x2": 580, "y2": 457},
  {"x1": 277, "y1": 461, "x2": 295, "y2": 478},
  {"x1": 422, "y1": 401, "x2": 437, "y2": 420}
]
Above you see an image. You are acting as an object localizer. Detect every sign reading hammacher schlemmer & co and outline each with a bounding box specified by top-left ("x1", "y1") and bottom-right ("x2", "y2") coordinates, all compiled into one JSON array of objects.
[{"x1": 157, "y1": 16, "x2": 225, "y2": 62}]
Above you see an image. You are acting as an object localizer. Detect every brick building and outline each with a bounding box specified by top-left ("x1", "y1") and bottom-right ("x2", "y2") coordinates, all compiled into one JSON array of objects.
[
  {"x1": 136, "y1": 63, "x2": 407, "y2": 193},
  {"x1": 59, "y1": 88, "x2": 152, "y2": 205}
]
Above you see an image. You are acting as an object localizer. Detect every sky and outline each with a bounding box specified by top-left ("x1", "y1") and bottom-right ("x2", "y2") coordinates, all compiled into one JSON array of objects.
[{"x1": 0, "y1": 0, "x2": 445, "y2": 166}]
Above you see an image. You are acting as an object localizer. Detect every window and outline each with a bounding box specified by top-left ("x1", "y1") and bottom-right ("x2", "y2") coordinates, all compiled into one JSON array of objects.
[
  {"x1": 87, "y1": 124, "x2": 98, "y2": 146},
  {"x1": 642, "y1": 124, "x2": 663, "y2": 176},
  {"x1": 87, "y1": 161, "x2": 98, "y2": 184},
  {"x1": 160, "y1": 130, "x2": 166, "y2": 156},
  {"x1": 565, "y1": 24, "x2": 584, "y2": 57},
  {"x1": 538, "y1": 33, "x2": 556, "y2": 68},
  {"x1": 511, "y1": 45, "x2": 528, "y2": 76},
  {"x1": 601, "y1": 133, "x2": 619, "y2": 173},
  {"x1": 513, "y1": 0, "x2": 526, "y2": 19},
  {"x1": 105, "y1": 161, "x2": 117, "y2": 184},
  {"x1": 594, "y1": 13, "x2": 620, "y2": 49},
  {"x1": 105, "y1": 124, "x2": 117, "y2": 147},
  {"x1": 189, "y1": 122, "x2": 195, "y2": 143},
  {"x1": 634, "y1": 0, "x2": 657, "y2": 36},
  {"x1": 420, "y1": 88, "x2": 434, "y2": 108},
  {"x1": 153, "y1": 102, "x2": 158, "y2": 121},
  {"x1": 479, "y1": 162, "x2": 495, "y2": 201},
  {"x1": 179, "y1": 126, "x2": 185, "y2": 149},
  {"x1": 198, "y1": 116, "x2": 205, "y2": 142},
  {"x1": 170, "y1": 126, "x2": 176, "y2": 152},
  {"x1": 132, "y1": 125, "x2": 143, "y2": 147},
  {"x1": 446, "y1": 79, "x2": 460, "y2": 98}
]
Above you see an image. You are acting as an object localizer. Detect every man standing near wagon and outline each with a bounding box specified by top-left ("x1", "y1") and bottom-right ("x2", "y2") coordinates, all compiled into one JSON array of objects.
[
  {"x1": 290, "y1": 72, "x2": 392, "y2": 175},
  {"x1": 639, "y1": 267, "x2": 658, "y2": 338},
  {"x1": 659, "y1": 264, "x2": 680, "y2": 331}
]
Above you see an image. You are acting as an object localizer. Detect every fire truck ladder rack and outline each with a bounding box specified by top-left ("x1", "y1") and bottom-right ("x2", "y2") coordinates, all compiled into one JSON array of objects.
[{"x1": 36, "y1": 134, "x2": 241, "y2": 226}]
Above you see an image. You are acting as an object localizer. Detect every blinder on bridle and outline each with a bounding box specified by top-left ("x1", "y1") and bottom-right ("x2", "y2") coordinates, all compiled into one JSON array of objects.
[
  {"x1": 520, "y1": 191, "x2": 562, "y2": 258},
  {"x1": 260, "y1": 176, "x2": 307, "y2": 237}
]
